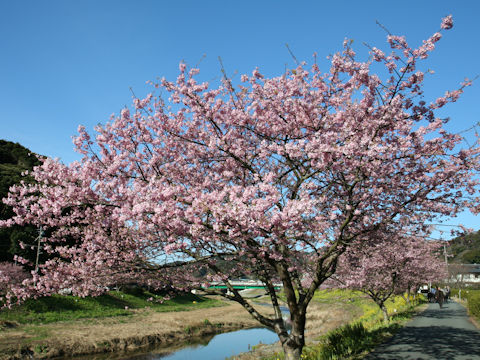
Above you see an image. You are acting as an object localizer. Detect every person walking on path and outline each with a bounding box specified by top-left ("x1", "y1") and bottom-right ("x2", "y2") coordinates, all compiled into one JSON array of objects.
[
  {"x1": 365, "y1": 300, "x2": 480, "y2": 359},
  {"x1": 436, "y1": 286, "x2": 444, "y2": 308}
]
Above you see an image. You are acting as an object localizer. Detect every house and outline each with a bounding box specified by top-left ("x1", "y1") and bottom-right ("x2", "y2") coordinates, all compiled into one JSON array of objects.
[{"x1": 448, "y1": 263, "x2": 480, "y2": 285}]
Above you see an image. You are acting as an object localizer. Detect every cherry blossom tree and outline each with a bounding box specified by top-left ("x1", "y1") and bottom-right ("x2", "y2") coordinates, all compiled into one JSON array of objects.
[
  {"x1": 0, "y1": 262, "x2": 28, "y2": 301},
  {"x1": 1, "y1": 15, "x2": 479, "y2": 359},
  {"x1": 330, "y1": 232, "x2": 447, "y2": 322}
]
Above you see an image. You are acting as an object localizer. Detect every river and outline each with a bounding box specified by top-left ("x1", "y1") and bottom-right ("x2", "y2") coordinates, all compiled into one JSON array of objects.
[
  {"x1": 124, "y1": 327, "x2": 278, "y2": 360},
  {"x1": 69, "y1": 303, "x2": 286, "y2": 360},
  {"x1": 123, "y1": 303, "x2": 289, "y2": 359}
]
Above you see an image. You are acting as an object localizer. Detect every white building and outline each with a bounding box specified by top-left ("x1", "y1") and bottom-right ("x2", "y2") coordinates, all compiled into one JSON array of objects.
[{"x1": 448, "y1": 264, "x2": 480, "y2": 285}]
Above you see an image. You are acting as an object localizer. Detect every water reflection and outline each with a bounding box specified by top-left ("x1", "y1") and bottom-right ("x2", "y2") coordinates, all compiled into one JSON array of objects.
[
  {"x1": 125, "y1": 328, "x2": 278, "y2": 360},
  {"x1": 255, "y1": 303, "x2": 290, "y2": 314}
]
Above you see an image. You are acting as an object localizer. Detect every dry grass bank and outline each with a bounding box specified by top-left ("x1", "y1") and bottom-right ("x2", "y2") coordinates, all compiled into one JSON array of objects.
[
  {"x1": 0, "y1": 299, "x2": 260, "y2": 359},
  {"x1": 0, "y1": 294, "x2": 361, "y2": 360}
]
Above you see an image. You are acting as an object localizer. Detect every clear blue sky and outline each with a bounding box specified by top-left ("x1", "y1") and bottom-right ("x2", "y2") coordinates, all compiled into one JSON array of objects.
[{"x1": 1, "y1": 0, "x2": 479, "y2": 236}]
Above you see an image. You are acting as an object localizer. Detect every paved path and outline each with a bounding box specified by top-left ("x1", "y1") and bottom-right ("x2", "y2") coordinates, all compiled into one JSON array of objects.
[{"x1": 365, "y1": 301, "x2": 480, "y2": 359}]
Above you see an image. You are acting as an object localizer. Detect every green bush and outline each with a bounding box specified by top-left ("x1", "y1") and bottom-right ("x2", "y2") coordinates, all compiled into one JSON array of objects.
[
  {"x1": 319, "y1": 322, "x2": 368, "y2": 359},
  {"x1": 468, "y1": 293, "x2": 480, "y2": 318},
  {"x1": 466, "y1": 290, "x2": 480, "y2": 319},
  {"x1": 449, "y1": 288, "x2": 460, "y2": 298},
  {"x1": 448, "y1": 288, "x2": 480, "y2": 299},
  {"x1": 463, "y1": 289, "x2": 480, "y2": 302}
]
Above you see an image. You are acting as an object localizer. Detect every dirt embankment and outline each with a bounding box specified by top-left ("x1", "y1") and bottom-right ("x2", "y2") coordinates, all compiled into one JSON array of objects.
[{"x1": 0, "y1": 298, "x2": 358, "y2": 360}]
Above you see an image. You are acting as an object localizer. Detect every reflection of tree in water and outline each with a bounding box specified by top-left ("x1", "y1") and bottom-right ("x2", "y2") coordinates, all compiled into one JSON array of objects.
[
  {"x1": 182, "y1": 333, "x2": 216, "y2": 347},
  {"x1": 64, "y1": 332, "x2": 218, "y2": 360}
]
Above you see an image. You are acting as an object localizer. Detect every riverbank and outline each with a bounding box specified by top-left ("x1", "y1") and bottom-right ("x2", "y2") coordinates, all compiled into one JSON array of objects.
[
  {"x1": 0, "y1": 298, "x2": 261, "y2": 359},
  {"x1": 0, "y1": 291, "x2": 362, "y2": 360},
  {"x1": 1, "y1": 289, "x2": 415, "y2": 360}
]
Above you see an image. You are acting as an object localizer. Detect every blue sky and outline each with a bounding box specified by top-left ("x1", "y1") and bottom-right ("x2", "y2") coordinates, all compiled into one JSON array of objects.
[{"x1": 1, "y1": 0, "x2": 479, "y2": 236}]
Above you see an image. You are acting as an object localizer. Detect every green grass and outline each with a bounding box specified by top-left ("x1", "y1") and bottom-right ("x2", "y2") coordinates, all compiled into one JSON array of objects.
[
  {"x1": 312, "y1": 288, "x2": 364, "y2": 302},
  {"x1": 463, "y1": 289, "x2": 480, "y2": 321},
  {"x1": 0, "y1": 290, "x2": 224, "y2": 324}
]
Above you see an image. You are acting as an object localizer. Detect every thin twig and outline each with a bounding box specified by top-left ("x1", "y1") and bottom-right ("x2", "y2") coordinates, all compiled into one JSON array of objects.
[{"x1": 286, "y1": 43, "x2": 300, "y2": 65}]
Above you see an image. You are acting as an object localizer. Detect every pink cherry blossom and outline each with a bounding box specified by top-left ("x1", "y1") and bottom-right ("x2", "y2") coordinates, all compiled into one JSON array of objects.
[
  {"x1": 1, "y1": 16, "x2": 478, "y2": 360},
  {"x1": 329, "y1": 232, "x2": 446, "y2": 322},
  {"x1": 441, "y1": 15, "x2": 453, "y2": 30}
]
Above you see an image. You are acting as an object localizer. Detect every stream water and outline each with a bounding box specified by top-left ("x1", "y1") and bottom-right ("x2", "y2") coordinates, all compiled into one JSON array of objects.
[
  {"x1": 124, "y1": 327, "x2": 278, "y2": 360},
  {"x1": 70, "y1": 303, "x2": 287, "y2": 360},
  {"x1": 121, "y1": 303, "x2": 289, "y2": 360}
]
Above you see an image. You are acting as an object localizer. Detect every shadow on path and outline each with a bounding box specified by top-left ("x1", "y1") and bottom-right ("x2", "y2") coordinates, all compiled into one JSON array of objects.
[
  {"x1": 365, "y1": 302, "x2": 480, "y2": 359},
  {"x1": 416, "y1": 304, "x2": 466, "y2": 321}
]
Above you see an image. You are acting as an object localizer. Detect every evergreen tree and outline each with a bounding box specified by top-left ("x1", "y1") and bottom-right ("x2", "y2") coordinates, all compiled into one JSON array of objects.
[{"x1": 0, "y1": 140, "x2": 42, "y2": 267}]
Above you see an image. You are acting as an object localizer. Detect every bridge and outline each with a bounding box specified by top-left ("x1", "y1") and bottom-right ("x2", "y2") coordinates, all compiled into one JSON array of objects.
[{"x1": 207, "y1": 279, "x2": 283, "y2": 290}]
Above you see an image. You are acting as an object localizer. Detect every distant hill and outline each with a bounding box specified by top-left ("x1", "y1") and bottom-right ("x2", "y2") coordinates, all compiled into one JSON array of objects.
[
  {"x1": 0, "y1": 140, "x2": 40, "y2": 197},
  {"x1": 0, "y1": 140, "x2": 42, "y2": 263},
  {"x1": 447, "y1": 230, "x2": 480, "y2": 264}
]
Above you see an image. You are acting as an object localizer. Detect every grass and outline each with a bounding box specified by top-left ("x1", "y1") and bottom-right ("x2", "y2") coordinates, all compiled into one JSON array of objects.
[
  {"x1": 23, "y1": 325, "x2": 52, "y2": 342},
  {"x1": 264, "y1": 289, "x2": 425, "y2": 360},
  {"x1": 0, "y1": 290, "x2": 224, "y2": 359},
  {"x1": 0, "y1": 289, "x2": 224, "y2": 325},
  {"x1": 462, "y1": 289, "x2": 480, "y2": 321},
  {"x1": 305, "y1": 304, "x2": 421, "y2": 360}
]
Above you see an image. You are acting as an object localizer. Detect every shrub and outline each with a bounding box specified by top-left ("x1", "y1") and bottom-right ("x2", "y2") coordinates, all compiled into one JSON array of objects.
[
  {"x1": 466, "y1": 290, "x2": 480, "y2": 319},
  {"x1": 319, "y1": 322, "x2": 368, "y2": 359},
  {"x1": 450, "y1": 288, "x2": 460, "y2": 298}
]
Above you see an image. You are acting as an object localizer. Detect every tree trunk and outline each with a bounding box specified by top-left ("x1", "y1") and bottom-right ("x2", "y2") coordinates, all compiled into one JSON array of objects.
[
  {"x1": 279, "y1": 311, "x2": 306, "y2": 360},
  {"x1": 381, "y1": 304, "x2": 389, "y2": 323},
  {"x1": 406, "y1": 286, "x2": 411, "y2": 305},
  {"x1": 281, "y1": 334, "x2": 304, "y2": 360},
  {"x1": 401, "y1": 293, "x2": 410, "y2": 305},
  {"x1": 283, "y1": 344, "x2": 303, "y2": 360}
]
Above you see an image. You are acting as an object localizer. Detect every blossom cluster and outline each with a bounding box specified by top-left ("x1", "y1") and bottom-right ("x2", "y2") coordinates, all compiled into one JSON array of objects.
[{"x1": 0, "y1": 15, "x2": 478, "y2": 356}]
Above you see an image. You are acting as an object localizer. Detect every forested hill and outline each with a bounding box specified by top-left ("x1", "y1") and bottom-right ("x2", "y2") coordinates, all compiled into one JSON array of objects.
[
  {"x1": 447, "y1": 230, "x2": 480, "y2": 264},
  {"x1": 0, "y1": 140, "x2": 42, "y2": 262},
  {"x1": 0, "y1": 140, "x2": 41, "y2": 196}
]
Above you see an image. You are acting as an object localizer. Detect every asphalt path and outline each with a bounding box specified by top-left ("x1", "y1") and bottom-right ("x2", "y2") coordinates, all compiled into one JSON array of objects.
[{"x1": 365, "y1": 300, "x2": 480, "y2": 359}]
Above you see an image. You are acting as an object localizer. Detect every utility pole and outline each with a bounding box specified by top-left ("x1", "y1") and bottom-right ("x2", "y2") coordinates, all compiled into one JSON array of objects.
[
  {"x1": 443, "y1": 244, "x2": 449, "y2": 267},
  {"x1": 443, "y1": 243, "x2": 454, "y2": 286},
  {"x1": 34, "y1": 227, "x2": 44, "y2": 274}
]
